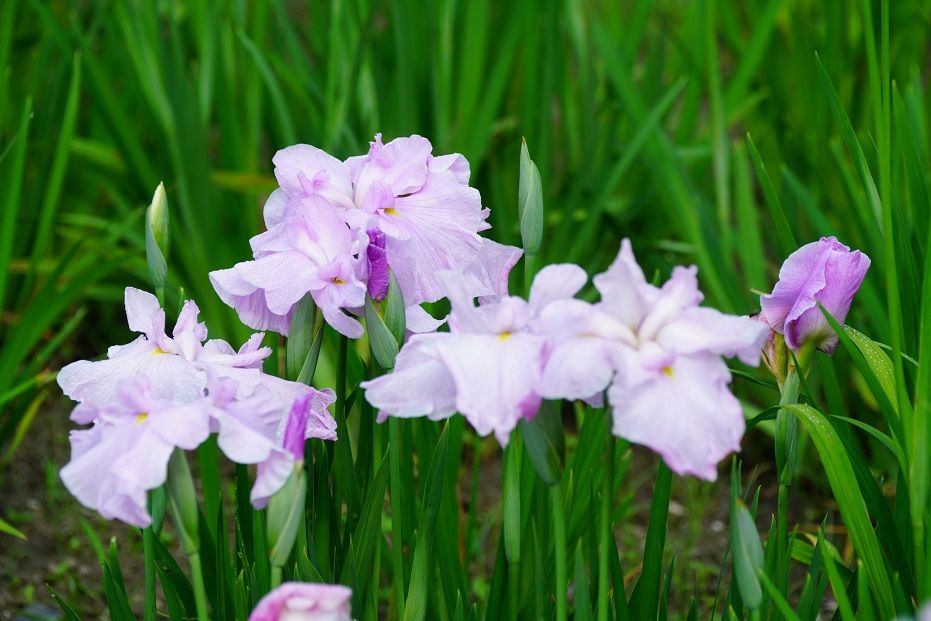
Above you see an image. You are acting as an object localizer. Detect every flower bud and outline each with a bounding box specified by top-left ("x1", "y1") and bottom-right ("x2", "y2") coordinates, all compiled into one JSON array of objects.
[
  {"x1": 518, "y1": 139, "x2": 543, "y2": 256},
  {"x1": 166, "y1": 449, "x2": 199, "y2": 555},
  {"x1": 145, "y1": 182, "x2": 170, "y2": 294},
  {"x1": 760, "y1": 236, "x2": 870, "y2": 354}
]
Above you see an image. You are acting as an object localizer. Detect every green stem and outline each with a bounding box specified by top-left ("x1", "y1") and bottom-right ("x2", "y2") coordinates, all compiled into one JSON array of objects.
[
  {"x1": 774, "y1": 368, "x2": 801, "y2": 600},
  {"x1": 188, "y1": 550, "x2": 211, "y2": 621},
  {"x1": 552, "y1": 483, "x2": 568, "y2": 621},
  {"x1": 389, "y1": 418, "x2": 406, "y2": 614},
  {"x1": 523, "y1": 253, "x2": 537, "y2": 297},
  {"x1": 142, "y1": 526, "x2": 157, "y2": 621},
  {"x1": 597, "y1": 434, "x2": 616, "y2": 621},
  {"x1": 270, "y1": 564, "x2": 283, "y2": 590},
  {"x1": 336, "y1": 334, "x2": 348, "y2": 419}
]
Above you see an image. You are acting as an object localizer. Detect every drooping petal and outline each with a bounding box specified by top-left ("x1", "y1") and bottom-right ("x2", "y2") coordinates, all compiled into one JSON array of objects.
[
  {"x1": 250, "y1": 448, "x2": 295, "y2": 509},
  {"x1": 608, "y1": 351, "x2": 744, "y2": 481},
  {"x1": 434, "y1": 333, "x2": 545, "y2": 445},
  {"x1": 361, "y1": 334, "x2": 458, "y2": 420}
]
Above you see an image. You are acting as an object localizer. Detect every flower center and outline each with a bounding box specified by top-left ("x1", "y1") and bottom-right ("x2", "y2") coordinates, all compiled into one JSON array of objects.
[
  {"x1": 661, "y1": 366, "x2": 674, "y2": 378},
  {"x1": 135, "y1": 412, "x2": 149, "y2": 424},
  {"x1": 498, "y1": 332, "x2": 512, "y2": 341}
]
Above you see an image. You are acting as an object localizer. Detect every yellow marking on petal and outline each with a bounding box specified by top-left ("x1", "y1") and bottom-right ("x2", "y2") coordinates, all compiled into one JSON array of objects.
[
  {"x1": 152, "y1": 347, "x2": 167, "y2": 355},
  {"x1": 135, "y1": 413, "x2": 149, "y2": 424},
  {"x1": 662, "y1": 366, "x2": 674, "y2": 378},
  {"x1": 498, "y1": 332, "x2": 512, "y2": 341},
  {"x1": 384, "y1": 207, "x2": 398, "y2": 215},
  {"x1": 331, "y1": 277, "x2": 346, "y2": 285}
]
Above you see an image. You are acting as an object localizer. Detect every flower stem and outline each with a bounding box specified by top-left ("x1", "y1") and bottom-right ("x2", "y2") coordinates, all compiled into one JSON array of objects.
[
  {"x1": 388, "y1": 418, "x2": 406, "y2": 614},
  {"x1": 597, "y1": 433, "x2": 616, "y2": 621},
  {"x1": 270, "y1": 564, "x2": 283, "y2": 590},
  {"x1": 188, "y1": 550, "x2": 211, "y2": 621},
  {"x1": 523, "y1": 253, "x2": 537, "y2": 298},
  {"x1": 142, "y1": 525, "x2": 157, "y2": 621},
  {"x1": 552, "y1": 482, "x2": 568, "y2": 621},
  {"x1": 774, "y1": 367, "x2": 801, "y2": 596}
]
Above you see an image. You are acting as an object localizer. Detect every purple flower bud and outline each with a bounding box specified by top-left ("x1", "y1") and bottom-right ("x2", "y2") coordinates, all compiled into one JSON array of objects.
[
  {"x1": 366, "y1": 229, "x2": 389, "y2": 301},
  {"x1": 760, "y1": 236, "x2": 871, "y2": 354}
]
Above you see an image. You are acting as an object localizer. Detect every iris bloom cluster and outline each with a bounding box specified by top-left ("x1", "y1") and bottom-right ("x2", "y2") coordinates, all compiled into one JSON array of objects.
[
  {"x1": 365, "y1": 241, "x2": 771, "y2": 480},
  {"x1": 58, "y1": 288, "x2": 336, "y2": 527},
  {"x1": 210, "y1": 134, "x2": 521, "y2": 338},
  {"x1": 56, "y1": 133, "x2": 872, "y2": 620}
]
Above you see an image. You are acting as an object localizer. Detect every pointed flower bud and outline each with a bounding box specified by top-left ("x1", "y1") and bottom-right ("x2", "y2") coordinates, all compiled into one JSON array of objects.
[
  {"x1": 166, "y1": 449, "x2": 200, "y2": 555},
  {"x1": 145, "y1": 182, "x2": 170, "y2": 293},
  {"x1": 518, "y1": 139, "x2": 543, "y2": 256}
]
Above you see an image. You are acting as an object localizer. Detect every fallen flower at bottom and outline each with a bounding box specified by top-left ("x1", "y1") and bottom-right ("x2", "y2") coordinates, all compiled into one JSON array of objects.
[
  {"x1": 248, "y1": 582, "x2": 353, "y2": 621},
  {"x1": 362, "y1": 264, "x2": 587, "y2": 445}
]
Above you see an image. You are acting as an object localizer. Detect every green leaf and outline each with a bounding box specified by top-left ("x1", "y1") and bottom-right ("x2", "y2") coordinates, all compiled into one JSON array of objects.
[
  {"x1": 630, "y1": 461, "x2": 672, "y2": 620},
  {"x1": 403, "y1": 424, "x2": 450, "y2": 621},
  {"x1": 781, "y1": 404, "x2": 895, "y2": 618},
  {"x1": 518, "y1": 406, "x2": 564, "y2": 486},
  {"x1": 365, "y1": 295, "x2": 401, "y2": 371},
  {"x1": 843, "y1": 326, "x2": 897, "y2": 412},
  {"x1": 730, "y1": 499, "x2": 764, "y2": 609},
  {"x1": 46, "y1": 585, "x2": 81, "y2": 621},
  {"x1": 0, "y1": 515, "x2": 25, "y2": 540},
  {"x1": 287, "y1": 295, "x2": 319, "y2": 381}
]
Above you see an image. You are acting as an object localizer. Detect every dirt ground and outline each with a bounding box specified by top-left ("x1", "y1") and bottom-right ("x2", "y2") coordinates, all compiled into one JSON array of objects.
[{"x1": 0, "y1": 398, "x2": 838, "y2": 620}]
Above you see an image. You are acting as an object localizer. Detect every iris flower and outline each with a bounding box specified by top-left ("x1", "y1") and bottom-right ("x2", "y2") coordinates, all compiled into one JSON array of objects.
[
  {"x1": 760, "y1": 236, "x2": 870, "y2": 353},
  {"x1": 362, "y1": 264, "x2": 587, "y2": 445},
  {"x1": 538, "y1": 240, "x2": 769, "y2": 480}
]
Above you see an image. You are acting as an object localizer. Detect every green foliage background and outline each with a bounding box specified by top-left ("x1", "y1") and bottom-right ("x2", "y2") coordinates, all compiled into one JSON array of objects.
[{"x1": 2, "y1": 1, "x2": 930, "y2": 619}]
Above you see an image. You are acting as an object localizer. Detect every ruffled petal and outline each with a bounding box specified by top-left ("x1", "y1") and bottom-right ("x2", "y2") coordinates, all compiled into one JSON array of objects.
[{"x1": 608, "y1": 352, "x2": 743, "y2": 481}]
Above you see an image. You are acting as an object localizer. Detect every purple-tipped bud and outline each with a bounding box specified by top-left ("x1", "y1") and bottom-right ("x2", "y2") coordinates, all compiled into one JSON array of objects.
[
  {"x1": 760, "y1": 236, "x2": 871, "y2": 354},
  {"x1": 282, "y1": 394, "x2": 313, "y2": 462},
  {"x1": 366, "y1": 229, "x2": 389, "y2": 301}
]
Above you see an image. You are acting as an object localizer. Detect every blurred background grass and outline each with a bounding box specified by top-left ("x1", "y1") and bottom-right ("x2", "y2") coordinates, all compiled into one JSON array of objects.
[{"x1": 1, "y1": 0, "x2": 929, "y2": 615}]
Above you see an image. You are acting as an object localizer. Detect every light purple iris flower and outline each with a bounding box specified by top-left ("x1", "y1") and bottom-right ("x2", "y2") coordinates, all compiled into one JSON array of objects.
[
  {"x1": 58, "y1": 289, "x2": 339, "y2": 522},
  {"x1": 248, "y1": 582, "x2": 353, "y2": 621},
  {"x1": 60, "y1": 374, "x2": 214, "y2": 527},
  {"x1": 211, "y1": 196, "x2": 367, "y2": 338},
  {"x1": 345, "y1": 134, "x2": 518, "y2": 306},
  {"x1": 211, "y1": 137, "x2": 521, "y2": 338},
  {"x1": 760, "y1": 236, "x2": 870, "y2": 354},
  {"x1": 58, "y1": 288, "x2": 273, "y2": 408},
  {"x1": 362, "y1": 264, "x2": 587, "y2": 445},
  {"x1": 537, "y1": 240, "x2": 769, "y2": 480}
]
